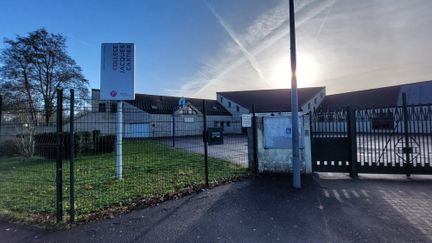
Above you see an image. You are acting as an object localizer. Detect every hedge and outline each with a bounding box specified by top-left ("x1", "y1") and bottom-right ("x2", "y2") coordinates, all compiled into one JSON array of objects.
[{"x1": 34, "y1": 130, "x2": 115, "y2": 159}]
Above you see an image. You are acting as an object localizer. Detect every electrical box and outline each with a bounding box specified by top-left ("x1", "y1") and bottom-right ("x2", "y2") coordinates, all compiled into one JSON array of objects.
[
  {"x1": 263, "y1": 116, "x2": 303, "y2": 149},
  {"x1": 208, "y1": 128, "x2": 224, "y2": 145}
]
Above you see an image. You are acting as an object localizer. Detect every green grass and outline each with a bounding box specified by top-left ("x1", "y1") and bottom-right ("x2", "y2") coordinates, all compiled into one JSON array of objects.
[{"x1": 0, "y1": 140, "x2": 247, "y2": 223}]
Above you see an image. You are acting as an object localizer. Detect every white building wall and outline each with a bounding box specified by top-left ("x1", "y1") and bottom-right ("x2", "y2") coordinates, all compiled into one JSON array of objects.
[
  {"x1": 216, "y1": 94, "x2": 250, "y2": 116},
  {"x1": 206, "y1": 115, "x2": 240, "y2": 134},
  {"x1": 301, "y1": 88, "x2": 326, "y2": 114},
  {"x1": 216, "y1": 94, "x2": 249, "y2": 133}
]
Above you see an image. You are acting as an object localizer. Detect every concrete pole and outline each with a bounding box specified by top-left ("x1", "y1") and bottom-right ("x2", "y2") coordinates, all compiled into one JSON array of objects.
[
  {"x1": 290, "y1": 0, "x2": 301, "y2": 189},
  {"x1": 116, "y1": 101, "x2": 123, "y2": 180}
]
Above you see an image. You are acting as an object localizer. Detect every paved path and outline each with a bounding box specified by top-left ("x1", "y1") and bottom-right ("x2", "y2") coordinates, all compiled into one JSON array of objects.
[
  {"x1": 1, "y1": 174, "x2": 432, "y2": 242},
  {"x1": 158, "y1": 135, "x2": 248, "y2": 165}
]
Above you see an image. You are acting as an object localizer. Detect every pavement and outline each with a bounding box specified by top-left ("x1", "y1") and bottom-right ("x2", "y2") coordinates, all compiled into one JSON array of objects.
[
  {"x1": 158, "y1": 135, "x2": 249, "y2": 165},
  {"x1": 1, "y1": 173, "x2": 432, "y2": 242}
]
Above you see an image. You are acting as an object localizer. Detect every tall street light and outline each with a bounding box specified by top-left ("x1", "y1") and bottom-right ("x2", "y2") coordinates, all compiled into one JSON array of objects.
[{"x1": 289, "y1": 0, "x2": 301, "y2": 189}]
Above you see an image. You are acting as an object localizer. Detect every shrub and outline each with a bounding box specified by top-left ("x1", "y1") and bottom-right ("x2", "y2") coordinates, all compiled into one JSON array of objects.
[
  {"x1": 94, "y1": 135, "x2": 116, "y2": 154},
  {"x1": 34, "y1": 131, "x2": 115, "y2": 159},
  {"x1": 92, "y1": 130, "x2": 101, "y2": 140},
  {"x1": 34, "y1": 132, "x2": 58, "y2": 159},
  {"x1": 0, "y1": 140, "x2": 20, "y2": 157},
  {"x1": 75, "y1": 131, "x2": 92, "y2": 155}
]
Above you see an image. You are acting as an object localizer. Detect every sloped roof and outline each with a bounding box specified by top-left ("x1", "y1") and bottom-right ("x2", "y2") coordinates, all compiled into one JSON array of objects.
[
  {"x1": 217, "y1": 87, "x2": 325, "y2": 112},
  {"x1": 319, "y1": 80, "x2": 432, "y2": 109},
  {"x1": 127, "y1": 93, "x2": 230, "y2": 115},
  {"x1": 320, "y1": 85, "x2": 402, "y2": 109}
]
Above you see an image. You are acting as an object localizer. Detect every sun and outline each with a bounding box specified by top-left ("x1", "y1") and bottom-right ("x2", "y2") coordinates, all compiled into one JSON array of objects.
[{"x1": 269, "y1": 53, "x2": 318, "y2": 89}]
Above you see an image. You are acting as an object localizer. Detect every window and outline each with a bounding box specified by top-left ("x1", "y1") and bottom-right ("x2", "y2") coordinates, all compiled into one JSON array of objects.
[
  {"x1": 228, "y1": 101, "x2": 231, "y2": 108},
  {"x1": 236, "y1": 105, "x2": 240, "y2": 112},
  {"x1": 98, "y1": 103, "x2": 106, "y2": 112},
  {"x1": 314, "y1": 98, "x2": 317, "y2": 104},
  {"x1": 227, "y1": 121, "x2": 231, "y2": 127},
  {"x1": 221, "y1": 121, "x2": 225, "y2": 127},
  {"x1": 214, "y1": 121, "x2": 219, "y2": 127},
  {"x1": 220, "y1": 97, "x2": 224, "y2": 102},
  {"x1": 308, "y1": 103, "x2": 311, "y2": 109},
  {"x1": 110, "y1": 103, "x2": 117, "y2": 113}
]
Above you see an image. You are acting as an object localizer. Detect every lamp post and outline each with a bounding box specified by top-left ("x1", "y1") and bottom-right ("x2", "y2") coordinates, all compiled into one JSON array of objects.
[{"x1": 289, "y1": 0, "x2": 301, "y2": 189}]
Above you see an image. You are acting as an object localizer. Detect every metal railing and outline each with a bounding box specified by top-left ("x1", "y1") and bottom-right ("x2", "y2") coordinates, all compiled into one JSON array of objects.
[
  {"x1": 0, "y1": 89, "x2": 252, "y2": 224},
  {"x1": 311, "y1": 94, "x2": 432, "y2": 176}
]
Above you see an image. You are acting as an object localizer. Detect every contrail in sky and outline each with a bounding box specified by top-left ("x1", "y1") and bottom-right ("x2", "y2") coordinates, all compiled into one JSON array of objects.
[
  {"x1": 190, "y1": 0, "x2": 336, "y2": 97},
  {"x1": 314, "y1": 0, "x2": 336, "y2": 39},
  {"x1": 203, "y1": 0, "x2": 268, "y2": 84}
]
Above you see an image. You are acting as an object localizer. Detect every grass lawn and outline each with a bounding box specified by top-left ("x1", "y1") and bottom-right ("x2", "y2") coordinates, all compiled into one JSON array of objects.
[{"x1": 0, "y1": 140, "x2": 247, "y2": 223}]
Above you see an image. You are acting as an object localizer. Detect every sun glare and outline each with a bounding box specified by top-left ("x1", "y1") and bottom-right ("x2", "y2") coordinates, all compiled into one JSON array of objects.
[{"x1": 269, "y1": 53, "x2": 318, "y2": 89}]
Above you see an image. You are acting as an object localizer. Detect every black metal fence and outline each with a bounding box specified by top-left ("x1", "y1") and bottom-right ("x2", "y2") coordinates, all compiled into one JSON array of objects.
[
  {"x1": 0, "y1": 101, "x2": 58, "y2": 224},
  {"x1": 0, "y1": 90, "x2": 251, "y2": 224},
  {"x1": 311, "y1": 94, "x2": 432, "y2": 176}
]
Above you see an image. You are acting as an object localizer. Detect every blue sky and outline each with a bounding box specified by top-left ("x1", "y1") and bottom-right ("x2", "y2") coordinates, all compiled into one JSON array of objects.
[{"x1": 1, "y1": 0, "x2": 432, "y2": 99}]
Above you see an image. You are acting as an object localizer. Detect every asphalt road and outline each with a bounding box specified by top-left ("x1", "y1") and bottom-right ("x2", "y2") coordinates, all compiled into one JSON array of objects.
[
  {"x1": 1, "y1": 174, "x2": 432, "y2": 242},
  {"x1": 158, "y1": 135, "x2": 249, "y2": 165}
]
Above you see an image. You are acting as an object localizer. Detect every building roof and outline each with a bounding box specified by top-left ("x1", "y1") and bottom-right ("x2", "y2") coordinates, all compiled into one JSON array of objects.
[
  {"x1": 92, "y1": 89, "x2": 230, "y2": 115},
  {"x1": 320, "y1": 86, "x2": 401, "y2": 109},
  {"x1": 217, "y1": 87, "x2": 325, "y2": 113},
  {"x1": 399, "y1": 80, "x2": 432, "y2": 106},
  {"x1": 319, "y1": 80, "x2": 432, "y2": 109},
  {"x1": 128, "y1": 93, "x2": 231, "y2": 115}
]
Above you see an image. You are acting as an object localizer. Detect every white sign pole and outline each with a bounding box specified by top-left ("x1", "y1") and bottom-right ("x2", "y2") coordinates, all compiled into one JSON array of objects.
[
  {"x1": 100, "y1": 43, "x2": 135, "y2": 180},
  {"x1": 116, "y1": 101, "x2": 123, "y2": 180}
]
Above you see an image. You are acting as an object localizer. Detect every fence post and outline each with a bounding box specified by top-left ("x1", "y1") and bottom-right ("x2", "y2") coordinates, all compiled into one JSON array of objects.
[
  {"x1": 347, "y1": 106, "x2": 358, "y2": 178},
  {"x1": 116, "y1": 101, "x2": 123, "y2": 180},
  {"x1": 0, "y1": 96, "x2": 2, "y2": 136},
  {"x1": 309, "y1": 111, "x2": 313, "y2": 172},
  {"x1": 56, "y1": 89, "x2": 63, "y2": 223},
  {"x1": 202, "y1": 100, "x2": 209, "y2": 187},
  {"x1": 172, "y1": 110, "x2": 176, "y2": 147},
  {"x1": 402, "y1": 93, "x2": 411, "y2": 177},
  {"x1": 252, "y1": 104, "x2": 258, "y2": 174},
  {"x1": 69, "y1": 89, "x2": 75, "y2": 223}
]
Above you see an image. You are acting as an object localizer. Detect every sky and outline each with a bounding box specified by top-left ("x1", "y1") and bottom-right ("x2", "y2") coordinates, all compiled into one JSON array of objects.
[{"x1": 1, "y1": 0, "x2": 431, "y2": 99}]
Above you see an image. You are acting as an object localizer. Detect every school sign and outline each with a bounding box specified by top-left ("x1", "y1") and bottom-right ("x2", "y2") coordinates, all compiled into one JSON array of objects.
[{"x1": 100, "y1": 43, "x2": 135, "y2": 100}]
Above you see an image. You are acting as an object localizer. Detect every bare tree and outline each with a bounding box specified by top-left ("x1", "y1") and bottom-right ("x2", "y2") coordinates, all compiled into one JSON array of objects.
[
  {"x1": 0, "y1": 28, "x2": 89, "y2": 125},
  {"x1": 14, "y1": 113, "x2": 36, "y2": 157}
]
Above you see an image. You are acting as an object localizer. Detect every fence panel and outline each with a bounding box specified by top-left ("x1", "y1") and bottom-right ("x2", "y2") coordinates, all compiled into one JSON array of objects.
[
  {"x1": 311, "y1": 108, "x2": 351, "y2": 172},
  {"x1": 355, "y1": 106, "x2": 407, "y2": 173},
  {"x1": 311, "y1": 103, "x2": 432, "y2": 175},
  {"x1": 205, "y1": 118, "x2": 249, "y2": 184},
  {"x1": 0, "y1": 102, "x2": 58, "y2": 224},
  {"x1": 0, "y1": 93, "x2": 252, "y2": 224},
  {"x1": 68, "y1": 99, "x2": 248, "y2": 222}
]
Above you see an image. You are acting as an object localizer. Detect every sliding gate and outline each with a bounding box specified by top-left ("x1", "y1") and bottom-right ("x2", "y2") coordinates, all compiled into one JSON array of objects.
[{"x1": 311, "y1": 102, "x2": 432, "y2": 175}]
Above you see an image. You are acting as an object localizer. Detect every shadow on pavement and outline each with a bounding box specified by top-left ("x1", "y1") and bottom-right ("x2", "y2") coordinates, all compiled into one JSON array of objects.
[{"x1": 2, "y1": 174, "x2": 432, "y2": 242}]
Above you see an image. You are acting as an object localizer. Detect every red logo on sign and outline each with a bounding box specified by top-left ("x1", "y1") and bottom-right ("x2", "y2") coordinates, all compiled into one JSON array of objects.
[{"x1": 110, "y1": 90, "x2": 117, "y2": 97}]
